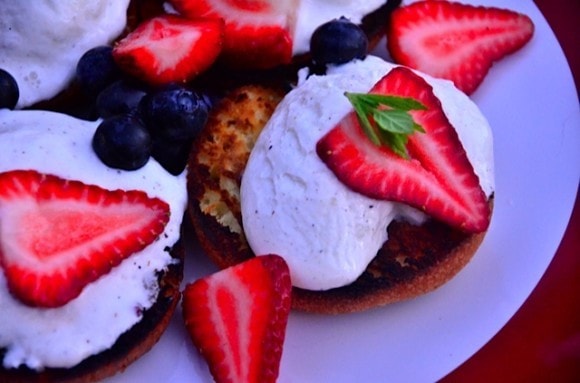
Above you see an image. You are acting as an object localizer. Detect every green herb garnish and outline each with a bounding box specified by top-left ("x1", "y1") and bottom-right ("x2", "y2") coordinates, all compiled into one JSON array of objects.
[{"x1": 345, "y1": 92, "x2": 427, "y2": 158}]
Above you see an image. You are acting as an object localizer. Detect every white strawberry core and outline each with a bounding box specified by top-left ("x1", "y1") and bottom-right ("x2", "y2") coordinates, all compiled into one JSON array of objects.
[
  {"x1": 0, "y1": 0, "x2": 131, "y2": 108},
  {"x1": 3, "y1": 200, "x2": 154, "y2": 267},
  {"x1": 241, "y1": 56, "x2": 494, "y2": 290},
  {"x1": 207, "y1": 272, "x2": 253, "y2": 381},
  {"x1": 0, "y1": 110, "x2": 187, "y2": 370}
]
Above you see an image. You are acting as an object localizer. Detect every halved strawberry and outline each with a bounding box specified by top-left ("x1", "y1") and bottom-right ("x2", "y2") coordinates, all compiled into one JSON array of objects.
[
  {"x1": 386, "y1": 0, "x2": 534, "y2": 94},
  {"x1": 169, "y1": 0, "x2": 296, "y2": 69},
  {"x1": 0, "y1": 170, "x2": 170, "y2": 308},
  {"x1": 113, "y1": 14, "x2": 224, "y2": 85},
  {"x1": 182, "y1": 254, "x2": 292, "y2": 383},
  {"x1": 317, "y1": 67, "x2": 490, "y2": 233}
]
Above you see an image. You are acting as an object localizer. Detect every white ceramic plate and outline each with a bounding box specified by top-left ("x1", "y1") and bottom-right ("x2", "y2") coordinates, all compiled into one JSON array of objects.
[{"x1": 106, "y1": 1, "x2": 580, "y2": 382}]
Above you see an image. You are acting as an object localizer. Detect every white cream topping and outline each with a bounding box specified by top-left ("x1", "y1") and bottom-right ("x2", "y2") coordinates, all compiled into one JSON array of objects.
[
  {"x1": 0, "y1": 0, "x2": 131, "y2": 109},
  {"x1": 292, "y1": 0, "x2": 388, "y2": 55},
  {"x1": 0, "y1": 110, "x2": 187, "y2": 370},
  {"x1": 241, "y1": 56, "x2": 494, "y2": 291}
]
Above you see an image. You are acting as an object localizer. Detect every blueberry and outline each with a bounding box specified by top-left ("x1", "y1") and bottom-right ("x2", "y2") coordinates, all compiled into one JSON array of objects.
[
  {"x1": 310, "y1": 17, "x2": 368, "y2": 66},
  {"x1": 139, "y1": 85, "x2": 209, "y2": 142},
  {"x1": 0, "y1": 69, "x2": 19, "y2": 109},
  {"x1": 96, "y1": 80, "x2": 147, "y2": 119},
  {"x1": 151, "y1": 137, "x2": 192, "y2": 175},
  {"x1": 76, "y1": 46, "x2": 121, "y2": 97},
  {"x1": 92, "y1": 114, "x2": 151, "y2": 170}
]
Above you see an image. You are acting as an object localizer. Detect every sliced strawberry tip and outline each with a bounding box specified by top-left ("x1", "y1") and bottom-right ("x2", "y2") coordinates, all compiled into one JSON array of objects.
[
  {"x1": 317, "y1": 67, "x2": 491, "y2": 233},
  {"x1": 0, "y1": 170, "x2": 170, "y2": 307},
  {"x1": 182, "y1": 254, "x2": 292, "y2": 383},
  {"x1": 386, "y1": 0, "x2": 534, "y2": 94},
  {"x1": 113, "y1": 14, "x2": 224, "y2": 85}
]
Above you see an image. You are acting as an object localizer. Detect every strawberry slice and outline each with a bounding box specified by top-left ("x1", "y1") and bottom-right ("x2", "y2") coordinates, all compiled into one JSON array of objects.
[
  {"x1": 169, "y1": 0, "x2": 295, "y2": 69},
  {"x1": 386, "y1": 0, "x2": 534, "y2": 94},
  {"x1": 317, "y1": 67, "x2": 491, "y2": 233},
  {"x1": 0, "y1": 170, "x2": 170, "y2": 308},
  {"x1": 182, "y1": 254, "x2": 292, "y2": 383},
  {"x1": 113, "y1": 14, "x2": 224, "y2": 85}
]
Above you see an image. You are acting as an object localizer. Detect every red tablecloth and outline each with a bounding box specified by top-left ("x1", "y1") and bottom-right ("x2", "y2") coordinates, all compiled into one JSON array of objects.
[{"x1": 441, "y1": 1, "x2": 580, "y2": 381}]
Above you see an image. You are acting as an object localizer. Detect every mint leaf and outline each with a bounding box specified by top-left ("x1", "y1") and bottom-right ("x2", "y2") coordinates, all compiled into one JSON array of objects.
[
  {"x1": 381, "y1": 130, "x2": 409, "y2": 158},
  {"x1": 373, "y1": 109, "x2": 416, "y2": 134},
  {"x1": 349, "y1": 93, "x2": 426, "y2": 111},
  {"x1": 345, "y1": 92, "x2": 426, "y2": 158}
]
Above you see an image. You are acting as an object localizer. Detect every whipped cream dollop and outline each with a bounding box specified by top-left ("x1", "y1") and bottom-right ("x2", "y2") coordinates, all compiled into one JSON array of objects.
[
  {"x1": 292, "y1": 0, "x2": 387, "y2": 55},
  {"x1": 0, "y1": 0, "x2": 131, "y2": 108},
  {"x1": 0, "y1": 110, "x2": 187, "y2": 370},
  {"x1": 241, "y1": 56, "x2": 494, "y2": 291}
]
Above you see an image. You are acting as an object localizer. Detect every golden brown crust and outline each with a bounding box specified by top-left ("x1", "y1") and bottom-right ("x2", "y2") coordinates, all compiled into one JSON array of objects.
[
  {"x1": 187, "y1": 85, "x2": 493, "y2": 314},
  {"x1": 0, "y1": 241, "x2": 184, "y2": 383},
  {"x1": 187, "y1": 85, "x2": 287, "y2": 267}
]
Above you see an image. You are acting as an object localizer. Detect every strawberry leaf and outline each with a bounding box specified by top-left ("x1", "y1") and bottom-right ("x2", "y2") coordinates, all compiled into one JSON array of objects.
[{"x1": 345, "y1": 92, "x2": 426, "y2": 158}]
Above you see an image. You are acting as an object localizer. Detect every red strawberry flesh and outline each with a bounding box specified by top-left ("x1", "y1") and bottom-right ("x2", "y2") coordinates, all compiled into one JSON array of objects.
[
  {"x1": 317, "y1": 66, "x2": 491, "y2": 233},
  {"x1": 182, "y1": 254, "x2": 291, "y2": 383},
  {"x1": 113, "y1": 14, "x2": 224, "y2": 85},
  {"x1": 387, "y1": 0, "x2": 534, "y2": 94},
  {"x1": 169, "y1": 0, "x2": 295, "y2": 69},
  {"x1": 0, "y1": 170, "x2": 170, "y2": 308}
]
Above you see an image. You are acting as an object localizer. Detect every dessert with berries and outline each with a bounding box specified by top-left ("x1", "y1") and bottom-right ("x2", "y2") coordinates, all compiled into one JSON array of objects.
[
  {"x1": 0, "y1": 0, "x2": 535, "y2": 381},
  {"x1": 0, "y1": 1, "x2": 390, "y2": 381},
  {"x1": 187, "y1": 2, "x2": 533, "y2": 314},
  {"x1": 188, "y1": 55, "x2": 495, "y2": 314},
  {"x1": 0, "y1": 107, "x2": 188, "y2": 382}
]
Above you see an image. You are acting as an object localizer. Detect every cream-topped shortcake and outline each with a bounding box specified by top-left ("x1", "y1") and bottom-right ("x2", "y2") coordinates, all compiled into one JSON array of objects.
[
  {"x1": 0, "y1": 109, "x2": 187, "y2": 379},
  {"x1": 240, "y1": 55, "x2": 494, "y2": 291}
]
